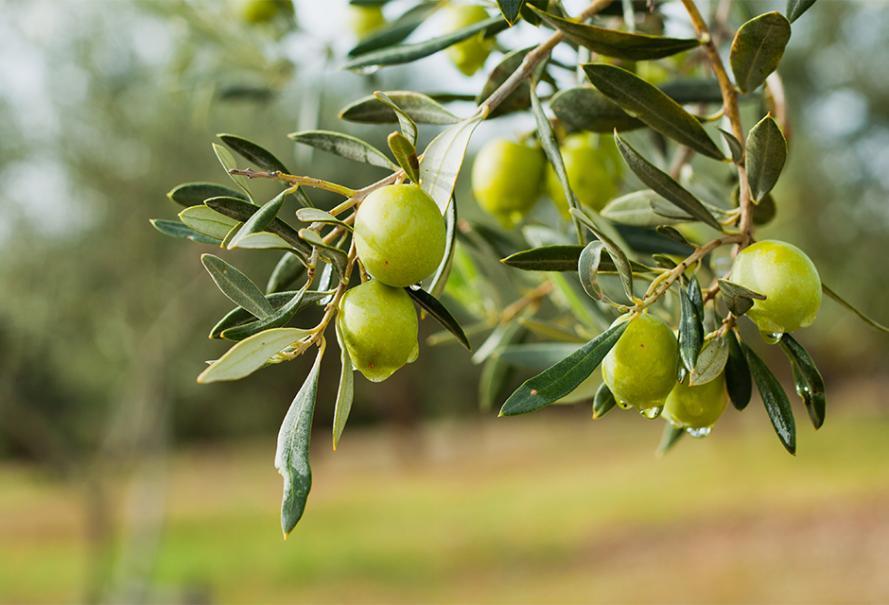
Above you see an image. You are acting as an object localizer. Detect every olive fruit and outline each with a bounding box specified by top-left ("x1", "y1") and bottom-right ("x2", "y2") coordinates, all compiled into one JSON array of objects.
[
  {"x1": 546, "y1": 133, "x2": 623, "y2": 216},
  {"x1": 729, "y1": 240, "x2": 822, "y2": 335},
  {"x1": 239, "y1": 0, "x2": 293, "y2": 24},
  {"x1": 354, "y1": 184, "x2": 446, "y2": 287},
  {"x1": 471, "y1": 138, "x2": 545, "y2": 226},
  {"x1": 348, "y1": 5, "x2": 386, "y2": 38},
  {"x1": 602, "y1": 314, "x2": 679, "y2": 411},
  {"x1": 337, "y1": 280, "x2": 419, "y2": 382},
  {"x1": 441, "y1": 3, "x2": 493, "y2": 76},
  {"x1": 662, "y1": 375, "x2": 728, "y2": 430}
]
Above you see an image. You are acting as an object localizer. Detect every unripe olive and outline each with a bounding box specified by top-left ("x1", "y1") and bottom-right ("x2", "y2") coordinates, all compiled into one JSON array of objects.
[
  {"x1": 471, "y1": 138, "x2": 545, "y2": 226},
  {"x1": 354, "y1": 184, "x2": 446, "y2": 287},
  {"x1": 337, "y1": 280, "x2": 419, "y2": 382},
  {"x1": 662, "y1": 375, "x2": 728, "y2": 430},
  {"x1": 729, "y1": 240, "x2": 822, "y2": 335},
  {"x1": 348, "y1": 5, "x2": 386, "y2": 38},
  {"x1": 441, "y1": 3, "x2": 493, "y2": 76},
  {"x1": 602, "y1": 314, "x2": 679, "y2": 411},
  {"x1": 239, "y1": 0, "x2": 293, "y2": 24},
  {"x1": 547, "y1": 133, "x2": 623, "y2": 216}
]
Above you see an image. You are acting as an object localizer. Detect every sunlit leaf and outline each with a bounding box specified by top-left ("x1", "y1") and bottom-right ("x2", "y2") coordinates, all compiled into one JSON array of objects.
[
  {"x1": 419, "y1": 115, "x2": 482, "y2": 211},
  {"x1": 288, "y1": 130, "x2": 396, "y2": 170},
  {"x1": 332, "y1": 322, "x2": 355, "y2": 450},
  {"x1": 347, "y1": 2, "x2": 440, "y2": 58},
  {"x1": 602, "y1": 189, "x2": 694, "y2": 227},
  {"x1": 228, "y1": 191, "x2": 286, "y2": 250},
  {"x1": 339, "y1": 90, "x2": 460, "y2": 125},
  {"x1": 179, "y1": 205, "x2": 239, "y2": 241},
  {"x1": 198, "y1": 327, "x2": 310, "y2": 384},
  {"x1": 201, "y1": 254, "x2": 274, "y2": 319}
]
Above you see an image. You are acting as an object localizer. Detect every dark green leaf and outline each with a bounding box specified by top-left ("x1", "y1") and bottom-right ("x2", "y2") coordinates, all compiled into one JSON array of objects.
[
  {"x1": 583, "y1": 64, "x2": 724, "y2": 160},
  {"x1": 535, "y1": 8, "x2": 699, "y2": 60},
  {"x1": 347, "y1": 2, "x2": 439, "y2": 58},
  {"x1": 343, "y1": 15, "x2": 506, "y2": 70},
  {"x1": 730, "y1": 12, "x2": 791, "y2": 93},
  {"x1": 746, "y1": 115, "x2": 787, "y2": 201},
  {"x1": 375, "y1": 91, "x2": 418, "y2": 145},
  {"x1": 149, "y1": 219, "x2": 220, "y2": 245},
  {"x1": 718, "y1": 279, "x2": 766, "y2": 316},
  {"x1": 275, "y1": 347, "x2": 322, "y2": 537},
  {"x1": 719, "y1": 129, "x2": 743, "y2": 163},
  {"x1": 786, "y1": 0, "x2": 817, "y2": 22},
  {"x1": 201, "y1": 254, "x2": 274, "y2": 319},
  {"x1": 288, "y1": 130, "x2": 397, "y2": 170},
  {"x1": 338, "y1": 90, "x2": 460, "y2": 125},
  {"x1": 659, "y1": 79, "x2": 724, "y2": 104},
  {"x1": 387, "y1": 131, "x2": 420, "y2": 182},
  {"x1": 619, "y1": 225, "x2": 693, "y2": 256},
  {"x1": 220, "y1": 285, "x2": 311, "y2": 341},
  {"x1": 592, "y1": 382, "x2": 616, "y2": 419},
  {"x1": 688, "y1": 277, "x2": 704, "y2": 319},
  {"x1": 725, "y1": 331, "x2": 752, "y2": 410},
  {"x1": 167, "y1": 182, "x2": 247, "y2": 207},
  {"x1": 476, "y1": 47, "x2": 533, "y2": 118},
  {"x1": 822, "y1": 283, "x2": 889, "y2": 333},
  {"x1": 218, "y1": 133, "x2": 290, "y2": 173},
  {"x1": 689, "y1": 335, "x2": 730, "y2": 386},
  {"x1": 742, "y1": 342, "x2": 796, "y2": 454},
  {"x1": 205, "y1": 196, "x2": 310, "y2": 258},
  {"x1": 198, "y1": 327, "x2": 310, "y2": 384},
  {"x1": 209, "y1": 290, "x2": 327, "y2": 340},
  {"x1": 228, "y1": 191, "x2": 286, "y2": 250},
  {"x1": 657, "y1": 424, "x2": 685, "y2": 456},
  {"x1": 572, "y1": 208, "x2": 635, "y2": 301},
  {"x1": 679, "y1": 284, "x2": 704, "y2": 372},
  {"x1": 332, "y1": 323, "x2": 355, "y2": 450},
  {"x1": 406, "y1": 287, "x2": 470, "y2": 350},
  {"x1": 499, "y1": 321, "x2": 627, "y2": 416},
  {"x1": 501, "y1": 244, "x2": 647, "y2": 273},
  {"x1": 614, "y1": 133, "x2": 722, "y2": 229},
  {"x1": 779, "y1": 334, "x2": 826, "y2": 429},
  {"x1": 550, "y1": 86, "x2": 643, "y2": 133},
  {"x1": 497, "y1": 0, "x2": 524, "y2": 24}
]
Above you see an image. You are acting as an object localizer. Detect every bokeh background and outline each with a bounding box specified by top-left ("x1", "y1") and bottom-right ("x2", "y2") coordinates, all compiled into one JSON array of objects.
[{"x1": 1, "y1": 0, "x2": 888, "y2": 603}]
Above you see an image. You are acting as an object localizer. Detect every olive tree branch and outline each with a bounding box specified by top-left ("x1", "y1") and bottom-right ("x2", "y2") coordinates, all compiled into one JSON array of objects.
[{"x1": 229, "y1": 168, "x2": 358, "y2": 197}]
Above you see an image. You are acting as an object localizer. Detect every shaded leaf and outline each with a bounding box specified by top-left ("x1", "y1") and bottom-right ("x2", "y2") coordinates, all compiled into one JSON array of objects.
[
  {"x1": 719, "y1": 129, "x2": 743, "y2": 163},
  {"x1": 501, "y1": 245, "x2": 647, "y2": 273},
  {"x1": 375, "y1": 91, "x2": 418, "y2": 145},
  {"x1": 426, "y1": 195, "x2": 457, "y2": 298},
  {"x1": 786, "y1": 0, "x2": 817, "y2": 23},
  {"x1": 339, "y1": 90, "x2": 459, "y2": 125},
  {"x1": 201, "y1": 254, "x2": 274, "y2": 319},
  {"x1": 150, "y1": 219, "x2": 220, "y2": 245},
  {"x1": 578, "y1": 240, "x2": 606, "y2": 301},
  {"x1": 288, "y1": 130, "x2": 397, "y2": 170},
  {"x1": 730, "y1": 12, "x2": 791, "y2": 93},
  {"x1": 497, "y1": 0, "x2": 524, "y2": 24},
  {"x1": 228, "y1": 191, "x2": 286, "y2": 250},
  {"x1": 602, "y1": 189, "x2": 694, "y2": 227},
  {"x1": 690, "y1": 335, "x2": 729, "y2": 386},
  {"x1": 347, "y1": 2, "x2": 440, "y2": 58},
  {"x1": 198, "y1": 327, "x2": 310, "y2": 384},
  {"x1": 387, "y1": 131, "x2": 420, "y2": 182},
  {"x1": 742, "y1": 342, "x2": 796, "y2": 454},
  {"x1": 823, "y1": 283, "x2": 889, "y2": 333},
  {"x1": 419, "y1": 115, "x2": 482, "y2": 211},
  {"x1": 779, "y1": 334, "x2": 826, "y2": 429},
  {"x1": 592, "y1": 382, "x2": 616, "y2": 419},
  {"x1": 406, "y1": 287, "x2": 470, "y2": 350},
  {"x1": 725, "y1": 331, "x2": 752, "y2": 410},
  {"x1": 657, "y1": 424, "x2": 685, "y2": 456},
  {"x1": 167, "y1": 182, "x2": 247, "y2": 207},
  {"x1": 218, "y1": 132, "x2": 290, "y2": 173},
  {"x1": 332, "y1": 322, "x2": 355, "y2": 450},
  {"x1": 746, "y1": 115, "x2": 787, "y2": 201},
  {"x1": 205, "y1": 196, "x2": 310, "y2": 257},
  {"x1": 219, "y1": 285, "x2": 310, "y2": 341},
  {"x1": 551, "y1": 86, "x2": 643, "y2": 133},
  {"x1": 679, "y1": 284, "x2": 704, "y2": 372},
  {"x1": 718, "y1": 279, "x2": 766, "y2": 317},
  {"x1": 209, "y1": 290, "x2": 327, "y2": 340}
]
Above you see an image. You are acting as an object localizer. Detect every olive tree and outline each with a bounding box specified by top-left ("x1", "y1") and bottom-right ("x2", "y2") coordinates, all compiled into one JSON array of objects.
[{"x1": 151, "y1": 0, "x2": 888, "y2": 537}]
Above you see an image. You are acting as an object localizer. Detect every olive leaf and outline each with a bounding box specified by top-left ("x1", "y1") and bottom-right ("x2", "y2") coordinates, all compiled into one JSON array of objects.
[
  {"x1": 198, "y1": 327, "x2": 310, "y2": 384},
  {"x1": 550, "y1": 87, "x2": 643, "y2": 134},
  {"x1": 212, "y1": 142, "x2": 252, "y2": 199},
  {"x1": 405, "y1": 287, "x2": 470, "y2": 350},
  {"x1": 583, "y1": 64, "x2": 724, "y2": 160},
  {"x1": 332, "y1": 322, "x2": 355, "y2": 451},
  {"x1": 375, "y1": 91, "x2": 418, "y2": 145},
  {"x1": 725, "y1": 331, "x2": 752, "y2": 410},
  {"x1": 601, "y1": 189, "x2": 694, "y2": 227},
  {"x1": 201, "y1": 254, "x2": 274, "y2": 319},
  {"x1": 219, "y1": 284, "x2": 311, "y2": 341},
  {"x1": 779, "y1": 334, "x2": 826, "y2": 429},
  {"x1": 347, "y1": 2, "x2": 440, "y2": 58},
  {"x1": 275, "y1": 347, "x2": 322, "y2": 537},
  {"x1": 730, "y1": 12, "x2": 791, "y2": 93},
  {"x1": 218, "y1": 133, "x2": 290, "y2": 173},
  {"x1": 679, "y1": 283, "x2": 704, "y2": 373},
  {"x1": 613, "y1": 133, "x2": 722, "y2": 230},
  {"x1": 295, "y1": 208, "x2": 349, "y2": 228},
  {"x1": 476, "y1": 47, "x2": 533, "y2": 118},
  {"x1": 786, "y1": 0, "x2": 817, "y2": 23},
  {"x1": 167, "y1": 182, "x2": 247, "y2": 207},
  {"x1": 501, "y1": 245, "x2": 647, "y2": 273},
  {"x1": 572, "y1": 208, "x2": 635, "y2": 302},
  {"x1": 497, "y1": 0, "x2": 525, "y2": 24},
  {"x1": 746, "y1": 115, "x2": 787, "y2": 201},
  {"x1": 426, "y1": 195, "x2": 457, "y2": 298},
  {"x1": 339, "y1": 90, "x2": 460, "y2": 125},
  {"x1": 718, "y1": 279, "x2": 766, "y2": 316},
  {"x1": 742, "y1": 342, "x2": 796, "y2": 454},
  {"x1": 179, "y1": 205, "x2": 240, "y2": 242},
  {"x1": 578, "y1": 240, "x2": 606, "y2": 301},
  {"x1": 419, "y1": 115, "x2": 482, "y2": 212},
  {"x1": 822, "y1": 283, "x2": 889, "y2": 334},
  {"x1": 227, "y1": 191, "x2": 286, "y2": 250},
  {"x1": 689, "y1": 334, "x2": 729, "y2": 386},
  {"x1": 209, "y1": 289, "x2": 327, "y2": 340},
  {"x1": 288, "y1": 130, "x2": 397, "y2": 170},
  {"x1": 150, "y1": 219, "x2": 220, "y2": 245},
  {"x1": 592, "y1": 382, "x2": 616, "y2": 419},
  {"x1": 719, "y1": 129, "x2": 744, "y2": 163},
  {"x1": 387, "y1": 131, "x2": 420, "y2": 182},
  {"x1": 499, "y1": 321, "x2": 627, "y2": 416},
  {"x1": 533, "y1": 8, "x2": 700, "y2": 60},
  {"x1": 657, "y1": 424, "x2": 685, "y2": 457}
]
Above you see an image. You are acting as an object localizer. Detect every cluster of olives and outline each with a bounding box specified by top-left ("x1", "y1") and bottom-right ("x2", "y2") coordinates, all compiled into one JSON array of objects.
[
  {"x1": 339, "y1": 185, "x2": 446, "y2": 382},
  {"x1": 605, "y1": 240, "x2": 821, "y2": 434},
  {"x1": 472, "y1": 133, "x2": 623, "y2": 226}
]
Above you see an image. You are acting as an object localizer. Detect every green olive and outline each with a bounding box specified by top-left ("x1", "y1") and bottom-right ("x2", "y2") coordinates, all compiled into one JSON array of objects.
[
  {"x1": 662, "y1": 375, "x2": 728, "y2": 430},
  {"x1": 348, "y1": 5, "x2": 386, "y2": 38},
  {"x1": 471, "y1": 138, "x2": 545, "y2": 226},
  {"x1": 239, "y1": 0, "x2": 293, "y2": 24},
  {"x1": 441, "y1": 3, "x2": 493, "y2": 76},
  {"x1": 546, "y1": 133, "x2": 623, "y2": 216},
  {"x1": 602, "y1": 314, "x2": 679, "y2": 411},
  {"x1": 337, "y1": 280, "x2": 419, "y2": 382},
  {"x1": 729, "y1": 240, "x2": 822, "y2": 335},
  {"x1": 354, "y1": 184, "x2": 446, "y2": 287}
]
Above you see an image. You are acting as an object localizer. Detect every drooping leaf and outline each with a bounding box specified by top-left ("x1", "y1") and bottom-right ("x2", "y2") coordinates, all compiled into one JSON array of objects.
[
  {"x1": 209, "y1": 290, "x2": 327, "y2": 340},
  {"x1": 150, "y1": 219, "x2": 220, "y2": 245},
  {"x1": 497, "y1": 0, "x2": 524, "y2": 24},
  {"x1": 679, "y1": 284, "x2": 704, "y2": 373},
  {"x1": 227, "y1": 191, "x2": 286, "y2": 250},
  {"x1": 725, "y1": 331, "x2": 752, "y2": 410},
  {"x1": 179, "y1": 205, "x2": 239, "y2": 241},
  {"x1": 746, "y1": 115, "x2": 787, "y2": 201},
  {"x1": 387, "y1": 131, "x2": 420, "y2": 182},
  {"x1": 343, "y1": 14, "x2": 506, "y2": 70},
  {"x1": 601, "y1": 189, "x2": 694, "y2": 227},
  {"x1": 339, "y1": 90, "x2": 460, "y2": 125},
  {"x1": 730, "y1": 12, "x2": 791, "y2": 93},
  {"x1": 419, "y1": 115, "x2": 482, "y2": 211},
  {"x1": 275, "y1": 347, "x2": 322, "y2": 537},
  {"x1": 405, "y1": 287, "x2": 470, "y2": 350},
  {"x1": 198, "y1": 327, "x2": 310, "y2": 384},
  {"x1": 347, "y1": 2, "x2": 440, "y2": 58},
  {"x1": 718, "y1": 279, "x2": 766, "y2": 317},
  {"x1": 426, "y1": 195, "x2": 457, "y2": 298},
  {"x1": 288, "y1": 130, "x2": 396, "y2": 170},
  {"x1": 499, "y1": 321, "x2": 627, "y2": 416},
  {"x1": 743, "y1": 342, "x2": 796, "y2": 454},
  {"x1": 592, "y1": 382, "x2": 616, "y2": 419},
  {"x1": 550, "y1": 86, "x2": 643, "y2": 133},
  {"x1": 534, "y1": 8, "x2": 700, "y2": 60},
  {"x1": 823, "y1": 283, "x2": 889, "y2": 333},
  {"x1": 786, "y1": 0, "x2": 817, "y2": 23},
  {"x1": 583, "y1": 64, "x2": 724, "y2": 160},
  {"x1": 375, "y1": 92, "x2": 418, "y2": 145},
  {"x1": 220, "y1": 285, "x2": 310, "y2": 341},
  {"x1": 571, "y1": 208, "x2": 635, "y2": 301},
  {"x1": 779, "y1": 334, "x2": 826, "y2": 429},
  {"x1": 690, "y1": 334, "x2": 729, "y2": 386},
  {"x1": 201, "y1": 254, "x2": 274, "y2": 319},
  {"x1": 332, "y1": 322, "x2": 355, "y2": 450},
  {"x1": 476, "y1": 47, "x2": 533, "y2": 118},
  {"x1": 167, "y1": 182, "x2": 247, "y2": 207},
  {"x1": 613, "y1": 133, "x2": 722, "y2": 229},
  {"x1": 212, "y1": 142, "x2": 252, "y2": 199},
  {"x1": 218, "y1": 133, "x2": 290, "y2": 173},
  {"x1": 657, "y1": 424, "x2": 685, "y2": 456},
  {"x1": 577, "y1": 240, "x2": 606, "y2": 301}
]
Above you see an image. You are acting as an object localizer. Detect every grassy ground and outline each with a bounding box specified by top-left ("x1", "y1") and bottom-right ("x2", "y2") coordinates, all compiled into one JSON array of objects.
[{"x1": 2, "y1": 381, "x2": 889, "y2": 604}]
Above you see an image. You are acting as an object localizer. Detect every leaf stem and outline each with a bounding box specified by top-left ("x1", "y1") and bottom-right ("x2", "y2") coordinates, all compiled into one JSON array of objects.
[{"x1": 229, "y1": 168, "x2": 357, "y2": 198}]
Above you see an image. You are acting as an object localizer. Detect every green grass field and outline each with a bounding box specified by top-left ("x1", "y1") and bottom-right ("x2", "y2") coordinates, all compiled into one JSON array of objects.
[{"x1": 2, "y1": 383, "x2": 889, "y2": 604}]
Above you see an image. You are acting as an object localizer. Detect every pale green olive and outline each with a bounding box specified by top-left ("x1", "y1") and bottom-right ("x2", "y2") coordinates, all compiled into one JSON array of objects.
[
  {"x1": 337, "y1": 280, "x2": 419, "y2": 382},
  {"x1": 441, "y1": 3, "x2": 494, "y2": 76},
  {"x1": 547, "y1": 133, "x2": 623, "y2": 216},
  {"x1": 662, "y1": 375, "x2": 728, "y2": 429},
  {"x1": 354, "y1": 184, "x2": 446, "y2": 287},
  {"x1": 602, "y1": 314, "x2": 679, "y2": 410},
  {"x1": 729, "y1": 240, "x2": 822, "y2": 335},
  {"x1": 471, "y1": 138, "x2": 545, "y2": 226},
  {"x1": 348, "y1": 5, "x2": 386, "y2": 38},
  {"x1": 239, "y1": 0, "x2": 293, "y2": 24}
]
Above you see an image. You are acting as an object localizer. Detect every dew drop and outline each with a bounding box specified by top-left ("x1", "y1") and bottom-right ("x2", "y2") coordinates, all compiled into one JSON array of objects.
[
  {"x1": 639, "y1": 405, "x2": 663, "y2": 419},
  {"x1": 686, "y1": 426, "x2": 712, "y2": 438},
  {"x1": 762, "y1": 331, "x2": 784, "y2": 345}
]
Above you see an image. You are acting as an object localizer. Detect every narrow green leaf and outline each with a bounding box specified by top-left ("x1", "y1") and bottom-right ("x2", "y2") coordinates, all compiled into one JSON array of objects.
[
  {"x1": 179, "y1": 205, "x2": 239, "y2": 241},
  {"x1": 201, "y1": 254, "x2": 274, "y2": 319},
  {"x1": 742, "y1": 342, "x2": 796, "y2": 454},
  {"x1": 332, "y1": 323, "x2": 355, "y2": 450},
  {"x1": 347, "y1": 2, "x2": 439, "y2": 58},
  {"x1": 534, "y1": 8, "x2": 699, "y2": 60},
  {"x1": 779, "y1": 334, "x2": 826, "y2": 429},
  {"x1": 405, "y1": 287, "x2": 470, "y2": 350},
  {"x1": 583, "y1": 64, "x2": 724, "y2": 160},
  {"x1": 592, "y1": 382, "x2": 616, "y2": 419},
  {"x1": 220, "y1": 285, "x2": 310, "y2": 341},
  {"x1": 746, "y1": 115, "x2": 787, "y2": 201},
  {"x1": 551, "y1": 86, "x2": 643, "y2": 133},
  {"x1": 719, "y1": 129, "x2": 744, "y2": 163},
  {"x1": 822, "y1": 283, "x2": 889, "y2": 333},
  {"x1": 601, "y1": 189, "x2": 693, "y2": 227},
  {"x1": 614, "y1": 133, "x2": 722, "y2": 229},
  {"x1": 501, "y1": 245, "x2": 647, "y2": 273},
  {"x1": 730, "y1": 12, "x2": 791, "y2": 93},
  {"x1": 690, "y1": 334, "x2": 729, "y2": 386},
  {"x1": 167, "y1": 182, "x2": 247, "y2": 207},
  {"x1": 387, "y1": 131, "x2": 420, "y2": 182},
  {"x1": 218, "y1": 133, "x2": 290, "y2": 173},
  {"x1": 476, "y1": 47, "x2": 533, "y2": 118},
  {"x1": 212, "y1": 142, "x2": 251, "y2": 199},
  {"x1": 150, "y1": 219, "x2": 220, "y2": 245},
  {"x1": 228, "y1": 191, "x2": 286, "y2": 250},
  {"x1": 688, "y1": 276, "x2": 704, "y2": 319},
  {"x1": 294, "y1": 208, "x2": 348, "y2": 228},
  {"x1": 374, "y1": 92, "x2": 418, "y2": 145},
  {"x1": 725, "y1": 331, "x2": 752, "y2": 410},
  {"x1": 578, "y1": 240, "x2": 606, "y2": 301},
  {"x1": 205, "y1": 196, "x2": 310, "y2": 257},
  {"x1": 209, "y1": 290, "x2": 327, "y2": 340},
  {"x1": 198, "y1": 327, "x2": 310, "y2": 384},
  {"x1": 499, "y1": 321, "x2": 627, "y2": 416},
  {"x1": 275, "y1": 347, "x2": 322, "y2": 537},
  {"x1": 497, "y1": 0, "x2": 524, "y2": 24},
  {"x1": 419, "y1": 115, "x2": 482, "y2": 211},
  {"x1": 679, "y1": 284, "x2": 704, "y2": 372},
  {"x1": 343, "y1": 14, "x2": 506, "y2": 70},
  {"x1": 267, "y1": 253, "x2": 305, "y2": 294},
  {"x1": 426, "y1": 195, "x2": 457, "y2": 298},
  {"x1": 622, "y1": 225, "x2": 693, "y2": 256},
  {"x1": 288, "y1": 130, "x2": 397, "y2": 170},
  {"x1": 657, "y1": 424, "x2": 685, "y2": 456},
  {"x1": 786, "y1": 0, "x2": 817, "y2": 22},
  {"x1": 572, "y1": 208, "x2": 635, "y2": 301},
  {"x1": 339, "y1": 90, "x2": 459, "y2": 125}
]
